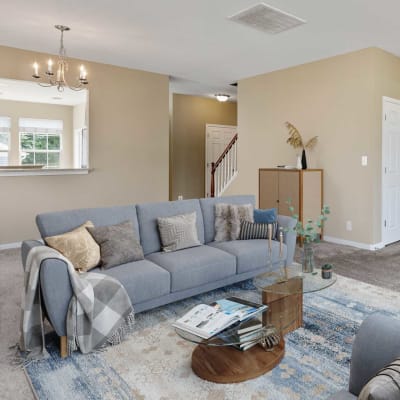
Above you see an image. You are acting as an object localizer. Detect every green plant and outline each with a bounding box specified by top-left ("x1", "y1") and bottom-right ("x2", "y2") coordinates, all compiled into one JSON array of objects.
[{"x1": 287, "y1": 200, "x2": 330, "y2": 244}]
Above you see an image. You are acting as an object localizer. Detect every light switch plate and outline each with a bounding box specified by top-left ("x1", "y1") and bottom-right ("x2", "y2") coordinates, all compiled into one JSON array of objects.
[{"x1": 361, "y1": 155, "x2": 368, "y2": 166}]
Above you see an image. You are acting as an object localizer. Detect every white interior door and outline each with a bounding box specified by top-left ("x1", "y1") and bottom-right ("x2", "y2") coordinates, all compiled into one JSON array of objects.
[
  {"x1": 382, "y1": 97, "x2": 400, "y2": 245},
  {"x1": 205, "y1": 124, "x2": 237, "y2": 197}
]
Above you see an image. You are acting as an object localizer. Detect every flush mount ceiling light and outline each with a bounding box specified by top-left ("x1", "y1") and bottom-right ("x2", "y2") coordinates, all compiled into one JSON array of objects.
[
  {"x1": 32, "y1": 25, "x2": 88, "y2": 92},
  {"x1": 215, "y1": 94, "x2": 230, "y2": 102},
  {"x1": 228, "y1": 3, "x2": 306, "y2": 34}
]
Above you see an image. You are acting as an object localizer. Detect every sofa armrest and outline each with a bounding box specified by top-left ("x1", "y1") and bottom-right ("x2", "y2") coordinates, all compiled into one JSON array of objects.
[
  {"x1": 349, "y1": 313, "x2": 400, "y2": 396},
  {"x1": 21, "y1": 241, "x2": 72, "y2": 337},
  {"x1": 40, "y1": 258, "x2": 73, "y2": 337},
  {"x1": 277, "y1": 215, "x2": 297, "y2": 266},
  {"x1": 21, "y1": 240, "x2": 43, "y2": 271}
]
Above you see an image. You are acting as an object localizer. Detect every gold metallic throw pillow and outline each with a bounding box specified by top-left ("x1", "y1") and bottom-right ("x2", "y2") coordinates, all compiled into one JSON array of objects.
[{"x1": 45, "y1": 221, "x2": 101, "y2": 272}]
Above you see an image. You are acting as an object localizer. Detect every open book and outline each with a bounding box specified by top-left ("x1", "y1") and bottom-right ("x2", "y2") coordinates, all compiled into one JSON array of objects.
[{"x1": 173, "y1": 297, "x2": 267, "y2": 339}]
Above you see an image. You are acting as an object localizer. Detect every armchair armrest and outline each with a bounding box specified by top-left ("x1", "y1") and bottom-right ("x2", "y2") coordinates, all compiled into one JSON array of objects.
[
  {"x1": 349, "y1": 313, "x2": 400, "y2": 395},
  {"x1": 277, "y1": 215, "x2": 297, "y2": 266},
  {"x1": 21, "y1": 241, "x2": 73, "y2": 337}
]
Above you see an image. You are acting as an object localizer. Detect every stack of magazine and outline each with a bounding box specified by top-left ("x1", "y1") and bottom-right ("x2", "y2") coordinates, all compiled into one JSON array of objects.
[
  {"x1": 218, "y1": 318, "x2": 264, "y2": 351},
  {"x1": 173, "y1": 297, "x2": 267, "y2": 340}
]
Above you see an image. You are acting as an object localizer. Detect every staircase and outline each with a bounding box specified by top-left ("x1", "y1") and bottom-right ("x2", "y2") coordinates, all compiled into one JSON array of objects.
[{"x1": 210, "y1": 133, "x2": 238, "y2": 197}]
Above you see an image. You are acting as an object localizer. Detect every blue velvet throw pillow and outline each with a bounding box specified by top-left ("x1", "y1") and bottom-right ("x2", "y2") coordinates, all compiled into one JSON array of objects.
[{"x1": 254, "y1": 208, "x2": 277, "y2": 224}]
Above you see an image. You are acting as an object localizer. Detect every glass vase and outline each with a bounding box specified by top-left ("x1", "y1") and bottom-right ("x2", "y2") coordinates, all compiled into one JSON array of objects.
[{"x1": 302, "y1": 242, "x2": 315, "y2": 273}]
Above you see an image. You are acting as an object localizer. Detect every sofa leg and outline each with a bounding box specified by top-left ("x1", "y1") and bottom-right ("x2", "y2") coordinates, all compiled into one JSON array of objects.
[{"x1": 60, "y1": 336, "x2": 68, "y2": 358}]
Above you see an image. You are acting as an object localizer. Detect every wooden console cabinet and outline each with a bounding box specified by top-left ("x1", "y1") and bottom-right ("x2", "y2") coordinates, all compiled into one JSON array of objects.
[{"x1": 259, "y1": 168, "x2": 323, "y2": 231}]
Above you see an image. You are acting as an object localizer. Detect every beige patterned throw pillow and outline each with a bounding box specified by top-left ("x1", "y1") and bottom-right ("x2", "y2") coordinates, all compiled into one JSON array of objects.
[{"x1": 45, "y1": 221, "x2": 101, "y2": 272}]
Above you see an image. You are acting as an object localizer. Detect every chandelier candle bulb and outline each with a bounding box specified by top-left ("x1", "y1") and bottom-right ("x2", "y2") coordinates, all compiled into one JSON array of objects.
[
  {"x1": 33, "y1": 62, "x2": 39, "y2": 78},
  {"x1": 47, "y1": 59, "x2": 53, "y2": 74},
  {"x1": 79, "y1": 65, "x2": 87, "y2": 80}
]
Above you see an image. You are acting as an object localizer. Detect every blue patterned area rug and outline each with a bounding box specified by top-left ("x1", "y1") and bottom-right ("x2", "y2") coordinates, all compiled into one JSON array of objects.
[{"x1": 24, "y1": 275, "x2": 400, "y2": 400}]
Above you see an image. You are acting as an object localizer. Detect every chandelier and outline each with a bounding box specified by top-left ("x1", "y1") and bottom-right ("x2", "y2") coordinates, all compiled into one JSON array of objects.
[{"x1": 32, "y1": 25, "x2": 88, "y2": 92}]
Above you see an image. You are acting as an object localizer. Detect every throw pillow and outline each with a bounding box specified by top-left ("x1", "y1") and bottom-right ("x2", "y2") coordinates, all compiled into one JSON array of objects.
[
  {"x1": 214, "y1": 203, "x2": 231, "y2": 242},
  {"x1": 87, "y1": 220, "x2": 144, "y2": 269},
  {"x1": 230, "y1": 204, "x2": 254, "y2": 240},
  {"x1": 239, "y1": 221, "x2": 278, "y2": 240},
  {"x1": 358, "y1": 358, "x2": 400, "y2": 400},
  {"x1": 157, "y1": 212, "x2": 201, "y2": 252},
  {"x1": 45, "y1": 221, "x2": 101, "y2": 272},
  {"x1": 254, "y1": 208, "x2": 277, "y2": 224}
]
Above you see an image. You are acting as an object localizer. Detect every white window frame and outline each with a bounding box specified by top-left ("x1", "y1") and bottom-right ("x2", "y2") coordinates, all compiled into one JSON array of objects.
[
  {"x1": 19, "y1": 118, "x2": 63, "y2": 168},
  {"x1": 0, "y1": 116, "x2": 11, "y2": 166}
]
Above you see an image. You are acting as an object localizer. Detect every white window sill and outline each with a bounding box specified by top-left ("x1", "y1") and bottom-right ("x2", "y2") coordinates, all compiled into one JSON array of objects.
[{"x1": 0, "y1": 168, "x2": 90, "y2": 177}]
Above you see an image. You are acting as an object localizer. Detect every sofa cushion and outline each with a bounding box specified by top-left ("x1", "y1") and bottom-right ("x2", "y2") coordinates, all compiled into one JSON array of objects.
[
  {"x1": 146, "y1": 245, "x2": 236, "y2": 292},
  {"x1": 199, "y1": 195, "x2": 256, "y2": 244},
  {"x1": 36, "y1": 205, "x2": 140, "y2": 239},
  {"x1": 208, "y1": 239, "x2": 287, "y2": 274},
  {"x1": 136, "y1": 199, "x2": 205, "y2": 256},
  {"x1": 96, "y1": 259, "x2": 171, "y2": 304}
]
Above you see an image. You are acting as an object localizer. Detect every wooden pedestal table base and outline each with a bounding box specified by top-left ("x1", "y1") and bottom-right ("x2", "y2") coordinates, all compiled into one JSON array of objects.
[{"x1": 191, "y1": 339, "x2": 285, "y2": 383}]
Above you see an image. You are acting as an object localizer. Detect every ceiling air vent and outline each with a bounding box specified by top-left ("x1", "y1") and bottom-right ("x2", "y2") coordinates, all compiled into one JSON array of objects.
[{"x1": 228, "y1": 3, "x2": 306, "y2": 34}]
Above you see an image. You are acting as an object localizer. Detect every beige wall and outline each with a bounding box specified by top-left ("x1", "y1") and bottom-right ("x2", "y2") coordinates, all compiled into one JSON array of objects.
[
  {"x1": 226, "y1": 48, "x2": 400, "y2": 246},
  {"x1": 0, "y1": 45, "x2": 169, "y2": 244},
  {"x1": 0, "y1": 99, "x2": 74, "y2": 167},
  {"x1": 170, "y1": 94, "x2": 237, "y2": 200}
]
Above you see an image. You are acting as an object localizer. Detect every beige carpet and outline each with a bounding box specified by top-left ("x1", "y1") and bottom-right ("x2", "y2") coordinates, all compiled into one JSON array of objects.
[
  {"x1": 2, "y1": 241, "x2": 400, "y2": 399},
  {"x1": 0, "y1": 248, "x2": 34, "y2": 400}
]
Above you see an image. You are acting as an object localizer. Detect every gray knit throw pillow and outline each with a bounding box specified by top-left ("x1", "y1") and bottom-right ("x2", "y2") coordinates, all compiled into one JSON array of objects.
[{"x1": 87, "y1": 220, "x2": 144, "y2": 269}]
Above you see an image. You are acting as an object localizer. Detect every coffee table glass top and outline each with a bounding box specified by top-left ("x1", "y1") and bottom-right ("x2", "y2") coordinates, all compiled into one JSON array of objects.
[{"x1": 253, "y1": 265, "x2": 337, "y2": 295}]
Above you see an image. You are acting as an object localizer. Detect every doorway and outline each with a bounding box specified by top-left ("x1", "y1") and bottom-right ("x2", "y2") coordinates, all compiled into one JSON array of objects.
[
  {"x1": 205, "y1": 124, "x2": 237, "y2": 197},
  {"x1": 382, "y1": 96, "x2": 400, "y2": 245}
]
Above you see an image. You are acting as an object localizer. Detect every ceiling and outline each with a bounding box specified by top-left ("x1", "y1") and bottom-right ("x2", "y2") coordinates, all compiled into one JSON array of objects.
[
  {"x1": 1, "y1": 0, "x2": 400, "y2": 101},
  {"x1": 0, "y1": 78, "x2": 87, "y2": 105}
]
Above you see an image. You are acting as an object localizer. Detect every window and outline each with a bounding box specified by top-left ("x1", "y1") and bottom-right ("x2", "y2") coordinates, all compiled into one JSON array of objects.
[
  {"x1": 0, "y1": 117, "x2": 11, "y2": 166},
  {"x1": 19, "y1": 118, "x2": 62, "y2": 168}
]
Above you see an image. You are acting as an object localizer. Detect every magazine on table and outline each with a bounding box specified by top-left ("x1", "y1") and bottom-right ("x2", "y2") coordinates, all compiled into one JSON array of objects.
[{"x1": 172, "y1": 297, "x2": 267, "y2": 339}]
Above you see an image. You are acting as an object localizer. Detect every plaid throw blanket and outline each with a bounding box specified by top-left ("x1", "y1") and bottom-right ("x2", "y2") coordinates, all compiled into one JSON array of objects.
[{"x1": 20, "y1": 245, "x2": 135, "y2": 358}]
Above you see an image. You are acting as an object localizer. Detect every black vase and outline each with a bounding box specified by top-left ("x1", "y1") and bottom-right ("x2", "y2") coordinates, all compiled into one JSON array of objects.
[{"x1": 301, "y1": 149, "x2": 307, "y2": 169}]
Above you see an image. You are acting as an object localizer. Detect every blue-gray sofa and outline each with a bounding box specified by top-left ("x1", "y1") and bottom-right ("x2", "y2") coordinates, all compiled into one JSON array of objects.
[{"x1": 21, "y1": 195, "x2": 296, "y2": 354}]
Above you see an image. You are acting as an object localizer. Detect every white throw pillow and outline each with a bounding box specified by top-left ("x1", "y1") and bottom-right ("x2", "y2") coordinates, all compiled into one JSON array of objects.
[{"x1": 157, "y1": 212, "x2": 201, "y2": 252}]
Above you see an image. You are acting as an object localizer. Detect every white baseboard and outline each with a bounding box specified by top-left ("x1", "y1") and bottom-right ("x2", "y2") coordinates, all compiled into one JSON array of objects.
[
  {"x1": 0, "y1": 241, "x2": 22, "y2": 250},
  {"x1": 324, "y1": 236, "x2": 385, "y2": 251}
]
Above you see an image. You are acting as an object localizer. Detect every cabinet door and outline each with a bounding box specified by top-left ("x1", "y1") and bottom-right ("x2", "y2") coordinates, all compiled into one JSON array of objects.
[
  {"x1": 259, "y1": 170, "x2": 278, "y2": 209},
  {"x1": 278, "y1": 171, "x2": 300, "y2": 216},
  {"x1": 302, "y1": 170, "x2": 322, "y2": 228}
]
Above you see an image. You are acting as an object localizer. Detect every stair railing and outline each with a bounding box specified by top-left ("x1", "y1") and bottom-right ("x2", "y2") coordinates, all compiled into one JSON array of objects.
[{"x1": 210, "y1": 133, "x2": 238, "y2": 197}]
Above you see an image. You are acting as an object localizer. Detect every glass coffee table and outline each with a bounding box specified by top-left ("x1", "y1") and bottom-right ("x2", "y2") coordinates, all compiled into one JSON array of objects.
[
  {"x1": 174, "y1": 266, "x2": 336, "y2": 383},
  {"x1": 175, "y1": 301, "x2": 297, "y2": 383},
  {"x1": 253, "y1": 265, "x2": 337, "y2": 335}
]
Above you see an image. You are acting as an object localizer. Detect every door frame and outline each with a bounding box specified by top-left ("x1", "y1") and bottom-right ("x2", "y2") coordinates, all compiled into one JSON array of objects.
[
  {"x1": 205, "y1": 124, "x2": 237, "y2": 197},
  {"x1": 381, "y1": 96, "x2": 400, "y2": 246}
]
